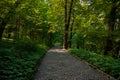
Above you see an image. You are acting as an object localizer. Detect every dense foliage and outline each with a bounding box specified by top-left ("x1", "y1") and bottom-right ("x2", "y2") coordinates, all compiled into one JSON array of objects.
[
  {"x1": 0, "y1": 0, "x2": 120, "y2": 79},
  {"x1": 0, "y1": 0, "x2": 120, "y2": 56},
  {"x1": 69, "y1": 49, "x2": 120, "y2": 79},
  {"x1": 0, "y1": 41, "x2": 47, "y2": 80}
]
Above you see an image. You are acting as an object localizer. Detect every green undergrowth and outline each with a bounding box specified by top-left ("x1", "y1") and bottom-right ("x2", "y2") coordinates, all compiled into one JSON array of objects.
[
  {"x1": 69, "y1": 48, "x2": 120, "y2": 80},
  {"x1": 0, "y1": 40, "x2": 47, "y2": 80}
]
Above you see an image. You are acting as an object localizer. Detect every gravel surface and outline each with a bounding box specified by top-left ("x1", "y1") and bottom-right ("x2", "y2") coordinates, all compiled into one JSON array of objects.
[{"x1": 34, "y1": 46, "x2": 116, "y2": 80}]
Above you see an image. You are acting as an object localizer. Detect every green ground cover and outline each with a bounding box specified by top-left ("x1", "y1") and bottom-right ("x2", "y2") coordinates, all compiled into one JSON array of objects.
[
  {"x1": 69, "y1": 48, "x2": 120, "y2": 80},
  {"x1": 0, "y1": 41, "x2": 47, "y2": 80}
]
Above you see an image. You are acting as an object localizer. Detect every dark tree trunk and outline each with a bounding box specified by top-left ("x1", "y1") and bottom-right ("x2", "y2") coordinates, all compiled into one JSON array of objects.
[
  {"x1": 108, "y1": 1, "x2": 117, "y2": 32},
  {"x1": 63, "y1": 0, "x2": 68, "y2": 49},
  {"x1": 48, "y1": 32, "x2": 53, "y2": 46},
  {"x1": 77, "y1": 44, "x2": 80, "y2": 49},
  {"x1": 104, "y1": 38, "x2": 113, "y2": 55},
  {"x1": 69, "y1": 26, "x2": 73, "y2": 48},
  {"x1": 69, "y1": 12, "x2": 75, "y2": 48},
  {"x1": 0, "y1": 21, "x2": 6, "y2": 40},
  {"x1": 114, "y1": 42, "x2": 120, "y2": 57},
  {"x1": 15, "y1": 17, "x2": 21, "y2": 39},
  {"x1": 104, "y1": 0, "x2": 117, "y2": 55},
  {"x1": 67, "y1": 0, "x2": 74, "y2": 30},
  {"x1": 8, "y1": 33, "x2": 11, "y2": 38},
  {"x1": 63, "y1": 0, "x2": 74, "y2": 49}
]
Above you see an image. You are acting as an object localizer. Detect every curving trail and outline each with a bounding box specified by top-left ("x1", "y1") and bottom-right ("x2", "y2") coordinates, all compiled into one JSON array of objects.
[{"x1": 34, "y1": 46, "x2": 116, "y2": 80}]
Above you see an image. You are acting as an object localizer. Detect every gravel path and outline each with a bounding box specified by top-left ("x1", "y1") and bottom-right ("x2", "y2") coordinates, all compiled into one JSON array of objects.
[{"x1": 34, "y1": 46, "x2": 116, "y2": 80}]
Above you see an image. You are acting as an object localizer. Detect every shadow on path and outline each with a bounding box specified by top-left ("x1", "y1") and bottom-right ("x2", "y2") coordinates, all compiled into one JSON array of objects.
[{"x1": 34, "y1": 46, "x2": 116, "y2": 80}]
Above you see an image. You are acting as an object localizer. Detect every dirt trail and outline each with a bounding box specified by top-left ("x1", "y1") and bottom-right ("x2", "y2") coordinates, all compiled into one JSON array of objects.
[{"x1": 34, "y1": 46, "x2": 116, "y2": 80}]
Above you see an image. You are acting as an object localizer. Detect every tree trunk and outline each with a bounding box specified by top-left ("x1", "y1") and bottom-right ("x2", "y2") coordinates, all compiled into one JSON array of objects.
[
  {"x1": 114, "y1": 42, "x2": 120, "y2": 57},
  {"x1": 77, "y1": 44, "x2": 80, "y2": 49},
  {"x1": 104, "y1": 0, "x2": 117, "y2": 55},
  {"x1": 108, "y1": 1, "x2": 117, "y2": 32},
  {"x1": 63, "y1": 0, "x2": 68, "y2": 49},
  {"x1": 15, "y1": 17, "x2": 21, "y2": 39},
  {"x1": 104, "y1": 37, "x2": 113, "y2": 55},
  {"x1": 48, "y1": 32, "x2": 53, "y2": 47},
  {"x1": 0, "y1": 21, "x2": 6, "y2": 40},
  {"x1": 69, "y1": 12, "x2": 75, "y2": 48},
  {"x1": 63, "y1": 0, "x2": 74, "y2": 49},
  {"x1": 69, "y1": 25, "x2": 73, "y2": 48}
]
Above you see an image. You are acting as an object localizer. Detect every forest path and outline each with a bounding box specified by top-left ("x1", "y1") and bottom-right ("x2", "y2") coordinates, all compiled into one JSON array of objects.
[{"x1": 34, "y1": 45, "x2": 115, "y2": 80}]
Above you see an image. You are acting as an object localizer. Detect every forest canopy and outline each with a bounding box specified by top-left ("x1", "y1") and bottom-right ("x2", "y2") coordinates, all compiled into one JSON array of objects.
[{"x1": 0, "y1": 0, "x2": 120, "y2": 57}]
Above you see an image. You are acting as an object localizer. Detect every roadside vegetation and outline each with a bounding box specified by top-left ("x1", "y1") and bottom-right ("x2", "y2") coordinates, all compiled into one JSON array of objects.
[
  {"x1": 0, "y1": 40, "x2": 48, "y2": 80},
  {"x1": 69, "y1": 49, "x2": 120, "y2": 80}
]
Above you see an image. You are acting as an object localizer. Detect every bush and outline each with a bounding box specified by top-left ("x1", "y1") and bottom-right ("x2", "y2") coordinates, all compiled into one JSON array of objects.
[
  {"x1": 69, "y1": 49, "x2": 120, "y2": 79},
  {"x1": 0, "y1": 41, "x2": 47, "y2": 80},
  {"x1": 14, "y1": 40, "x2": 39, "y2": 53}
]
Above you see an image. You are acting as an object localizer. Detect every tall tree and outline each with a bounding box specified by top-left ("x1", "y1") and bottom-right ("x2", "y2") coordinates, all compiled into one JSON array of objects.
[
  {"x1": 63, "y1": 0, "x2": 68, "y2": 49},
  {"x1": 63, "y1": 0, "x2": 74, "y2": 49},
  {"x1": 69, "y1": 11, "x2": 75, "y2": 48},
  {"x1": 104, "y1": 0, "x2": 118, "y2": 55}
]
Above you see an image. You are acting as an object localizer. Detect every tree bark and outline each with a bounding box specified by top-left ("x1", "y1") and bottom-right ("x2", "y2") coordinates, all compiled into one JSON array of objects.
[
  {"x1": 63, "y1": 0, "x2": 74, "y2": 49},
  {"x1": 63, "y1": 0, "x2": 68, "y2": 49},
  {"x1": 48, "y1": 32, "x2": 53, "y2": 47},
  {"x1": 0, "y1": 21, "x2": 6, "y2": 40},
  {"x1": 15, "y1": 17, "x2": 21, "y2": 39},
  {"x1": 104, "y1": 0, "x2": 117, "y2": 55},
  {"x1": 108, "y1": 1, "x2": 117, "y2": 32},
  {"x1": 69, "y1": 12, "x2": 75, "y2": 48}
]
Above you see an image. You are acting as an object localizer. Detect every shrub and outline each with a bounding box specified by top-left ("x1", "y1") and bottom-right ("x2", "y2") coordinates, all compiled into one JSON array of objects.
[
  {"x1": 0, "y1": 41, "x2": 47, "y2": 80},
  {"x1": 14, "y1": 40, "x2": 38, "y2": 53}
]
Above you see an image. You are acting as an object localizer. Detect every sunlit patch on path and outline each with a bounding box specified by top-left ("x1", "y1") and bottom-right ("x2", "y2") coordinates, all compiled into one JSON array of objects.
[
  {"x1": 48, "y1": 49, "x2": 67, "y2": 53},
  {"x1": 34, "y1": 46, "x2": 116, "y2": 80}
]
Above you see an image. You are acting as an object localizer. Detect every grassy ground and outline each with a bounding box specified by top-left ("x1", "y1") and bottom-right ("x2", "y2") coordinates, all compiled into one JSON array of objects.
[
  {"x1": 0, "y1": 40, "x2": 47, "y2": 80},
  {"x1": 68, "y1": 48, "x2": 120, "y2": 80}
]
